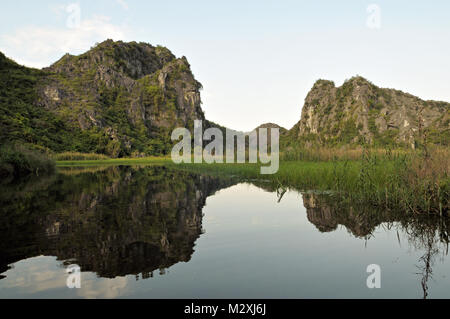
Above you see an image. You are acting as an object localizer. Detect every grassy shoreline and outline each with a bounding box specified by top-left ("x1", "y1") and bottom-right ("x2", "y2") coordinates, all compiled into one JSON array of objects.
[
  {"x1": 54, "y1": 149, "x2": 449, "y2": 215},
  {"x1": 56, "y1": 157, "x2": 170, "y2": 167}
]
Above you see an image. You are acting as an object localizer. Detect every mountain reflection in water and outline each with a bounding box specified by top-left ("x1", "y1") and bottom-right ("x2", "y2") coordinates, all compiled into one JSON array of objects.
[
  {"x1": 0, "y1": 166, "x2": 449, "y2": 298},
  {"x1": 0, "y1": 166, "x2": 234, "y2": 279}
]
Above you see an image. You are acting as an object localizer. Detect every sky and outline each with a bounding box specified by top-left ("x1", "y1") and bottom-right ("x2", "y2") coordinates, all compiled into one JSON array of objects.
[{"x1": 1, "y1": 0, "x2": 449, "y2": 131}]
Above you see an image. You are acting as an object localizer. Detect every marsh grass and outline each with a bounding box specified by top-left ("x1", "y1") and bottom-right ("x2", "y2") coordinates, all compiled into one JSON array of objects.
[
  {"x1": 175, "y1": 147, "x2": 449, "y2": 215},
  {"x1": 280, "y1": 145, "x2": 408, "y2": 161},
  {"x1": 56, "y1": 156, "x2": 170, "y2": 167},
  {"x1": 53, "y1": 152, "x2": 111, "y2": 161}
]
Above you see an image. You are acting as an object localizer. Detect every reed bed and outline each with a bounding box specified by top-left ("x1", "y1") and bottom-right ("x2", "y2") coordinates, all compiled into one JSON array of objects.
[
  {"x1": 52, "y1": 152, "x2": 110, "y2": 161},
  {"x1": 280, "y1": 145, "x2": 409, "y2": 162},
  {"x1": 175, "y1": 147, "x2": 449, "y2": 215}
]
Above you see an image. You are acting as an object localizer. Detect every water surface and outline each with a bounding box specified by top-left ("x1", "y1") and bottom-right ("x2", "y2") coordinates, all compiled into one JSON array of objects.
[{"x1": 0, "y1": 166, "x2": 449, "y2": 298}]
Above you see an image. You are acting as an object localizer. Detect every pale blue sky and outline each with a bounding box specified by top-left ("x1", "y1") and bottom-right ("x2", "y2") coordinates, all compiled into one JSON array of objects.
[{"x1": 1, "y1": 0, "x2": 449, "y2": 131}]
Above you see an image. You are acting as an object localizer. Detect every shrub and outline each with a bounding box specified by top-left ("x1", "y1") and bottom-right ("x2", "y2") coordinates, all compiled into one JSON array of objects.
[{"x1": 0, "y1": 144, "x2": 55, "y2": 178}]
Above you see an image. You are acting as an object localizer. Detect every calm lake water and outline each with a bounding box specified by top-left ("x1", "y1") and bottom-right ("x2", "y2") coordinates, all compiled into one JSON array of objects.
[{"x1": 0, "y1": 165, "x2": 449, "y2": 299}]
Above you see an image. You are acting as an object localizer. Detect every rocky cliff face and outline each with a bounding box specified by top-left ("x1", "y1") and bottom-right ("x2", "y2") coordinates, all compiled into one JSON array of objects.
[
  {"x1": 286, "y1": 76, "x2": 449, "y2": 147},
  {"x1": 37, "y1": 40, "x2": 206, "y2": 156},
  {"x1": 1, "y1": 40, "x2": 207, "y2": 156}
]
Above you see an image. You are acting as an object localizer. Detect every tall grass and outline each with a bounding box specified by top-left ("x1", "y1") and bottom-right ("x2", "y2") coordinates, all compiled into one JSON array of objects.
[
  {"x1": 0, "y1": 144, "x2": 55, "y2": 179},
  {"x1": 281, "y1": 145, "x2": 409, "y2": 161},
  {"x1": 53, "y1": 152, "x2": 110, "y2": 161},
  {"x1": 55, "y1": 156, "x2": 169, "y2": 166},
  {"x1": 338, "y1": 147, "x2": 449, "y2": 215},
  {"x1": 174, "y1": 147, "x2": 449, "y2": 215}
]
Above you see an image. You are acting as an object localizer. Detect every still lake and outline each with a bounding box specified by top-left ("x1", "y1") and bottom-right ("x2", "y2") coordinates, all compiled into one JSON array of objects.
[{"x1": 0, "y1": 165, "x2": 449, "y2": 298}]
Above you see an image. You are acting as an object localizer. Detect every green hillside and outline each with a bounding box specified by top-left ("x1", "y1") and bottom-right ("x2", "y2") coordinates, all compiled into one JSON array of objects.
[{"x1": 0, "y1": 40, "x2": 209, "y2": 157}]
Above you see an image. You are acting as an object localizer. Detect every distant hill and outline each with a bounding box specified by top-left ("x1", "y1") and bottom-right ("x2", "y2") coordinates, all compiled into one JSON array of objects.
[
  {"x1": 253, "y1": 123, "x2": 287, "y2": 134},
  {"x1": 284, "y1": 76, "x2": 449, "y2": 148},
  {"x1": 249, "y1": 123, "x2": 287, "y2": 147},
  {"x1": 1, "y1": 40, "x2": 213, "y2": 156}
]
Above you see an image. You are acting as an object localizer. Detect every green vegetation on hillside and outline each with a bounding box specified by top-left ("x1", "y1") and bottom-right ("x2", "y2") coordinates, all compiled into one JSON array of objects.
[
  {"x1": 0, "y1": 52, "x2": 122, "y2": 155},
  {"x1": 0, "y1": 52, "x2": 63, "y2": 151},
  {"x1": 0, "y1": 41, "x2": 208, "y2": 158}
]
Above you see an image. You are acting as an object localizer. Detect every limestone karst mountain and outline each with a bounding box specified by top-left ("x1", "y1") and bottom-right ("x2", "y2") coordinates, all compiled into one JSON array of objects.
[
  {"x1": 2, "y1": 43, "x2": 448, "y2": 156},
  {"x1": 285, "y1": 76, "x2": 449, "y2": 148},
  {"x1": 1, "y1": 40, "x2": 211, "y2": 156}
]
